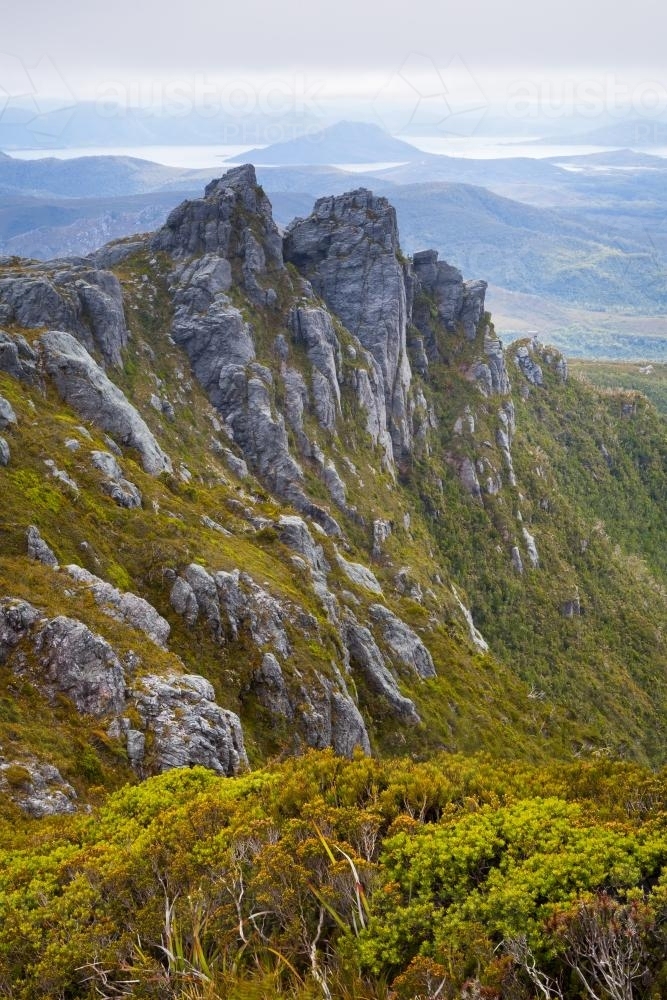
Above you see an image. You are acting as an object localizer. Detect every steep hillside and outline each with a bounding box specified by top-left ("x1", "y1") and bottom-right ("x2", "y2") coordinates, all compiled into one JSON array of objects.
[{"x1": 1, "y1": 165, "x2": 667, "y2": 821}]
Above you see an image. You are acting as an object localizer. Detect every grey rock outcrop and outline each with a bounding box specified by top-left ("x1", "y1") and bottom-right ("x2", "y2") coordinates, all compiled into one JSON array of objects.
[
  {"x1": 336, "y1": 552, "x2": 383, "y2": 594},
  {"x1": 368, "y1": 604, "x2": 436, "y2": 679},
  {"x1": 372, "y1": 518, "x2": 392, "y2": 558},
  {"x1": 0, "y1": 598, "x2": 41, "y2": 659},
  {"x1": 0, "y1": 437, "x2": 8, "y2": 465},
  {"x1": 451, "y1": 586, "x2": 489, "y2": 653},
  {"x1": 285, "y1": 188, "x2": 412, "y2": 463},
  {"x1": 170, "y1": 576, "x2": 199, "y2": 626},
  {"x1": 26, "y1": 525, "x2": 59, "y2": 569},
  {"x1": 277, "y1": 515, "x2": 329, "y2": 574},
  {"x1": 1, "y1": 595, "x2": 248, "y2": 776},
  {"x1": 412, "y1": 250, "x2": 464, "y2": 342},
  {"x1": 172, "y1": 564, "x2": 292, "y2": 657},
  {"x1": 0, "y1": 758, "x2": 77, "y2": 817},
  {"x1": 343, "y1": 615, "x2": 419, "y2": 723},
  {"x1": 0, "y1": 393, "x2": 16, "y2": 429},
  {"x1": 65, "y1": 564, "x2": 170, "y2": 647},
  {"x1": 215, "y1": 568, "x2": 292, "y2": 656},
  {"x1": 298, "y1": 670, "x2": 371, "y2": 756},
  {"x1": 0, "y1": 330, "x2": 39, "y2": 384},
  {"x1": 471, "y1": 332, "x2": 511, "y2": 397},
  {"x1": 0, "y1": 266, "x2": 128, "y2": 367},
  {"x1": 33, "y1": 616, "x2": 127, "y2": 717},
  {"x1": 412, "y1": 250, "x2": 488, "y2": 345},
  {"x1": 514, "y1": 342, "x2": 544, "y2": 387},
  {"x1": 131, "y1": 672, "x2": 248, "y2": 775},
  {"x1": 455, "y1": 456, "x2": 483, "y2": 499},
  {"x1": 250, "y1": 652, "x2": 294, "y2": 719},
  {"x1": 153, "y1": 163, "x2": 284, "y2": 307},
  {"x1": 522, "y1": 527, "x2": 540, "y2": 568},
  {"x1": 248, "y1": 652, "x2": 371, "y2": 757},
  {"x1": 39, "y1": 331, "x2": 171, "y2": 474},
  {"x1": 90, "y1": 450, "x2": 142, "y2": 508},
  {"x1": 511, "y1": 546, "x2": 524, "y2": 574},
  {"x1": 289, "y1": 306, "x2": 342, "y2": 432},
  {"x1": 350, "y1": 359, "x2": 394, "y2": 465},
  {"x1": 0, "y1": 596, "x2": 249, "y2": 777},
  {"x1": 460, "y1": 280, "x2": 488, "y2": 340},
  {"x1": 159, "y1": 168, "x2": 340, "y2": 536}
]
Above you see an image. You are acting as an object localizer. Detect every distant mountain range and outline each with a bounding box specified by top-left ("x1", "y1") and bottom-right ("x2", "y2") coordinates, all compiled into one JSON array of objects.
[
  {"x1": 533, "y1": 117, "x2": 667, "y2": 148},
  {"x1": 0, "y1": 151, "x2": 215, "y2": 199}
]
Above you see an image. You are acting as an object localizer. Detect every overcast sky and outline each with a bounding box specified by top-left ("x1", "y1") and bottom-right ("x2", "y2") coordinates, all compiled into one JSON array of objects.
[{"x1": 1, "y1": 0, "x2": 665, "y2": 97}]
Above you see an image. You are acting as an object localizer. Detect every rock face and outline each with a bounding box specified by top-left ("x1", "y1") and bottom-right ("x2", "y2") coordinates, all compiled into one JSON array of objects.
[
  {"x1": 288, "y1": 307, "x2": 342, "y2": 432},
  {"x1": 514, "y1": 342, "x2": 544, "y2": 387},
  {"x1": 472, "y1": 332, "x2": 511, "y2": 397},
  {"x1": 131, "y1": 673, "x2": 248, "y2": 775},
  {"x1": 451, "y1": 586, "x2": 490, "y2": 653},
  {"x1": 0, "y1": 266, "x2": 128, "y2": 367},
  {"x1": 0, "y1": 598, "x2": 41, "y2": 659},
  {"x1": 0, "y1": 330, "x2": 40, "y2": 384},
  {"x1": 336, "y1": 552, "x2": 383, "y2": 594},
  {"x1": 156, "y1": 166, "x2": 340, "y2": 535},
  {"x1": 33, "y1": 616, "x2": 127, "y2": 717},
  {"x1": 39, "y1": 331, "x2": 171, "y2": 475},
  {"x1": 277, "y1": 515, "x2": 329, "y2": 574},
  {"x1": 412, "y1": 250, "x2": 488, "y2": 346},
  {"x1": 297, "y1": 670, "x2": 371, "y2": 757},
  {"x1": 168, "y1": 560, "x2": 374, "y2": 756},
  {"x1": 368, "y1": 604, "x2": 436, "y2": 679},
  {"x1": 285, "y1": 189, "x2": 412, "y2": 463},
  {"x1": 343, "y1": 615, "x2": 420, "y2": 723},
  {"x1": 153, "y1": 164, "x2": 284, "y2": 306}
]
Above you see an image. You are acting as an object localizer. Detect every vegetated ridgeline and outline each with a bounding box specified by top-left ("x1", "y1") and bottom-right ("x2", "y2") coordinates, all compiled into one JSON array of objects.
[{"x1": 1, "y1": 163, "x2": 667, "y2": 997}]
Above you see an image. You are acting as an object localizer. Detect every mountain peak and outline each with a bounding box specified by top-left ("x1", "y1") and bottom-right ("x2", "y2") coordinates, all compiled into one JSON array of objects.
[
  {"x1": 203, "y1": 162, "x2": 258, "y2": 198},
  {"x1": 237, "y1": 120, "x2": 426, "y2": 165},
  {"x1": 152, "y1": 162, "x2": 283, "y2": 270}
]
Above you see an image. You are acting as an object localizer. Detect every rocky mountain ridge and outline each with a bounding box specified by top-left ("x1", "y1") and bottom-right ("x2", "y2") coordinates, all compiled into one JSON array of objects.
[{"x1": 1, "y1": 164, "x2": 666, "y2": 817}]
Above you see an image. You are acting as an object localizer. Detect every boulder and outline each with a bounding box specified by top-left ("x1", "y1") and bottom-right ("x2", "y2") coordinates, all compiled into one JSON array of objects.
[
  {"x1": 90, "y1": 450, "x2": 142, "y2": 508},
  {"x1": 0, "y1": 330, "x2": 39, "y2": 384},
  {"x1": 0, "y1": 598, "x2": 42, "y2": 660}
]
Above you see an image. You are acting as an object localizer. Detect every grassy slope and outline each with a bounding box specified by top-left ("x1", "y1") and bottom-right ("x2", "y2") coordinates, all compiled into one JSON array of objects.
[{"x1": 1, "y1": 244, "x2": 667, "y2": 812}]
